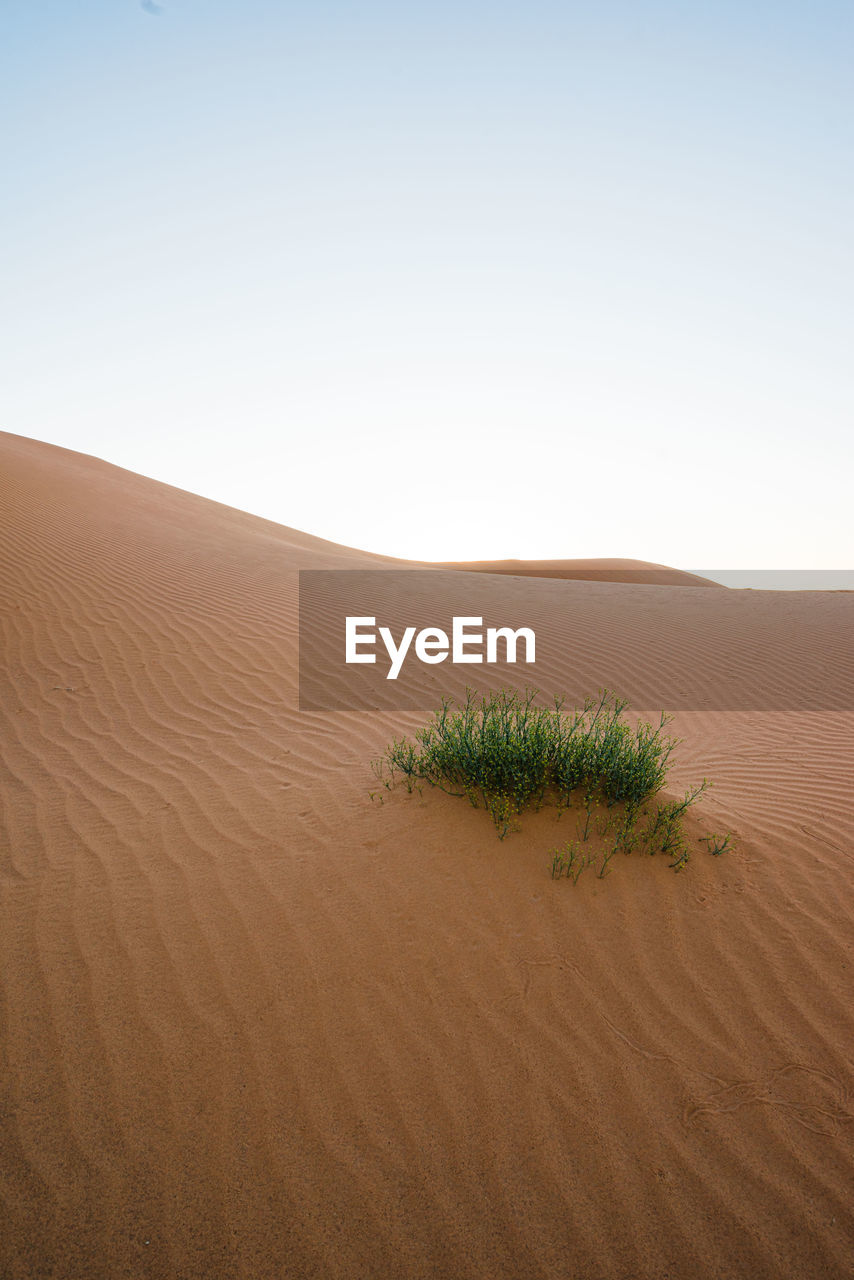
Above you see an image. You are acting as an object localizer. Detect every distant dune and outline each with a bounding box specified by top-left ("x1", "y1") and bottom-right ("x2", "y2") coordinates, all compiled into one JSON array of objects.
[
  {"x1": 439, "y1": 557, "x2": 723, "y2": 586},
  {"x1": 1, "y1": 429, "x2": 853, "y2": 1280}
]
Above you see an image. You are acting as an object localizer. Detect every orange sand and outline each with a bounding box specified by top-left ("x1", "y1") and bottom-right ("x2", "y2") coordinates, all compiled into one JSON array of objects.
[
  {"x1": 1, "y1": 430, "x2": 852, "y2": 1279},
  {"x1": 438, "y1": 558, "x2": 723, "y2": 586}
]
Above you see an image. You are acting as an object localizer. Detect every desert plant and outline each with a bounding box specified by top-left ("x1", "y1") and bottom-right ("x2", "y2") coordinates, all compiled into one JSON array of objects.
[
  {"x1": 375, "y1": 688, "x2": 677, "y2": 835},
  {"x1": 551, "y1": 840, "x2": 593, "y2": 884},
  {"x1": 374, "y1": 687, "x2": 730, "y2": 877},
  {"x1": 640, "y1": 781, "x2": 710, "y2": 869},
  {"x1": 700, "y1": 832, "x2": 735, "y2": 856}
]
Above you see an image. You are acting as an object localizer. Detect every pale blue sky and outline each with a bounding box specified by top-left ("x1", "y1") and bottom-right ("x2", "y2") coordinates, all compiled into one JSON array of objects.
[{"x1": 2, "y1": 1, "x2": 852, "y2": 570}]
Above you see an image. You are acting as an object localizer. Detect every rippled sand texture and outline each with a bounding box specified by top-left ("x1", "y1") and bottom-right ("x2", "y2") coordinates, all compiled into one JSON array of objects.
[{"x1": 1, "y1": 430, "x2": 852, "y2": 1279}]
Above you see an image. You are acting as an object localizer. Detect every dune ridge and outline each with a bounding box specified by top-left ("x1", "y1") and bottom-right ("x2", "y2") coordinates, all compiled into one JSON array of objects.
[
  {"x1": 438, "y1": 557, "x2": 722, "y2": 586},
  {"x1": 1, "y1": 431, "x2": 853, "y2": 1279}
]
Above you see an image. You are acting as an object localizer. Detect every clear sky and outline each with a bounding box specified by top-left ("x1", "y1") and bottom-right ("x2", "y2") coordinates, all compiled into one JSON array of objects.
[{"x1": 2, "y1": 1, "x2": 852, "y2": 570}]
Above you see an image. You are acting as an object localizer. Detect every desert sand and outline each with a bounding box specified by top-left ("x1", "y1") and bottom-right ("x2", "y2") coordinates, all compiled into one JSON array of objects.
[
  {"x1": 1, "y1": 429, "x2": 852, "y2": 1280},
  {"x1": 436, "y1": 558, "x2": 723, "y2": 586}
]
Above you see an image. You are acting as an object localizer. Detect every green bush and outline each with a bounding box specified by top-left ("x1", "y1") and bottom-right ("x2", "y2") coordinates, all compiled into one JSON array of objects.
[{"x1": 372, "y1": 687, "x2": 728, "y2": 875}]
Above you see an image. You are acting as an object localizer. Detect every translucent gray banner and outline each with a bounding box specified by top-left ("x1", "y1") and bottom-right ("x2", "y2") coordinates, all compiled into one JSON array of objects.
[{"x1": 298, "y1": 569, "x2": 854, "y2": 712}]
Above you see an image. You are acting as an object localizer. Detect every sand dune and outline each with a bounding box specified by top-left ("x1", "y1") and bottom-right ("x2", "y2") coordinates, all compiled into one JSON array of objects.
[
  {"x1": 1, "y1": 430, "x2": 853, "y2": 1280},
  {"x1": 439, "y1": 558, "x2": 723, "y2": 586}
]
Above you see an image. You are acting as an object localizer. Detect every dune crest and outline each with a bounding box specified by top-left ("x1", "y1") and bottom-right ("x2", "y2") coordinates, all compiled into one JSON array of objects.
[
  {"x1": 439, "y1": 557, "x2": 722, "y2": 586},
  {"x1": 1, "y1": 431, "x2": 853, "y2": 1280}
]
